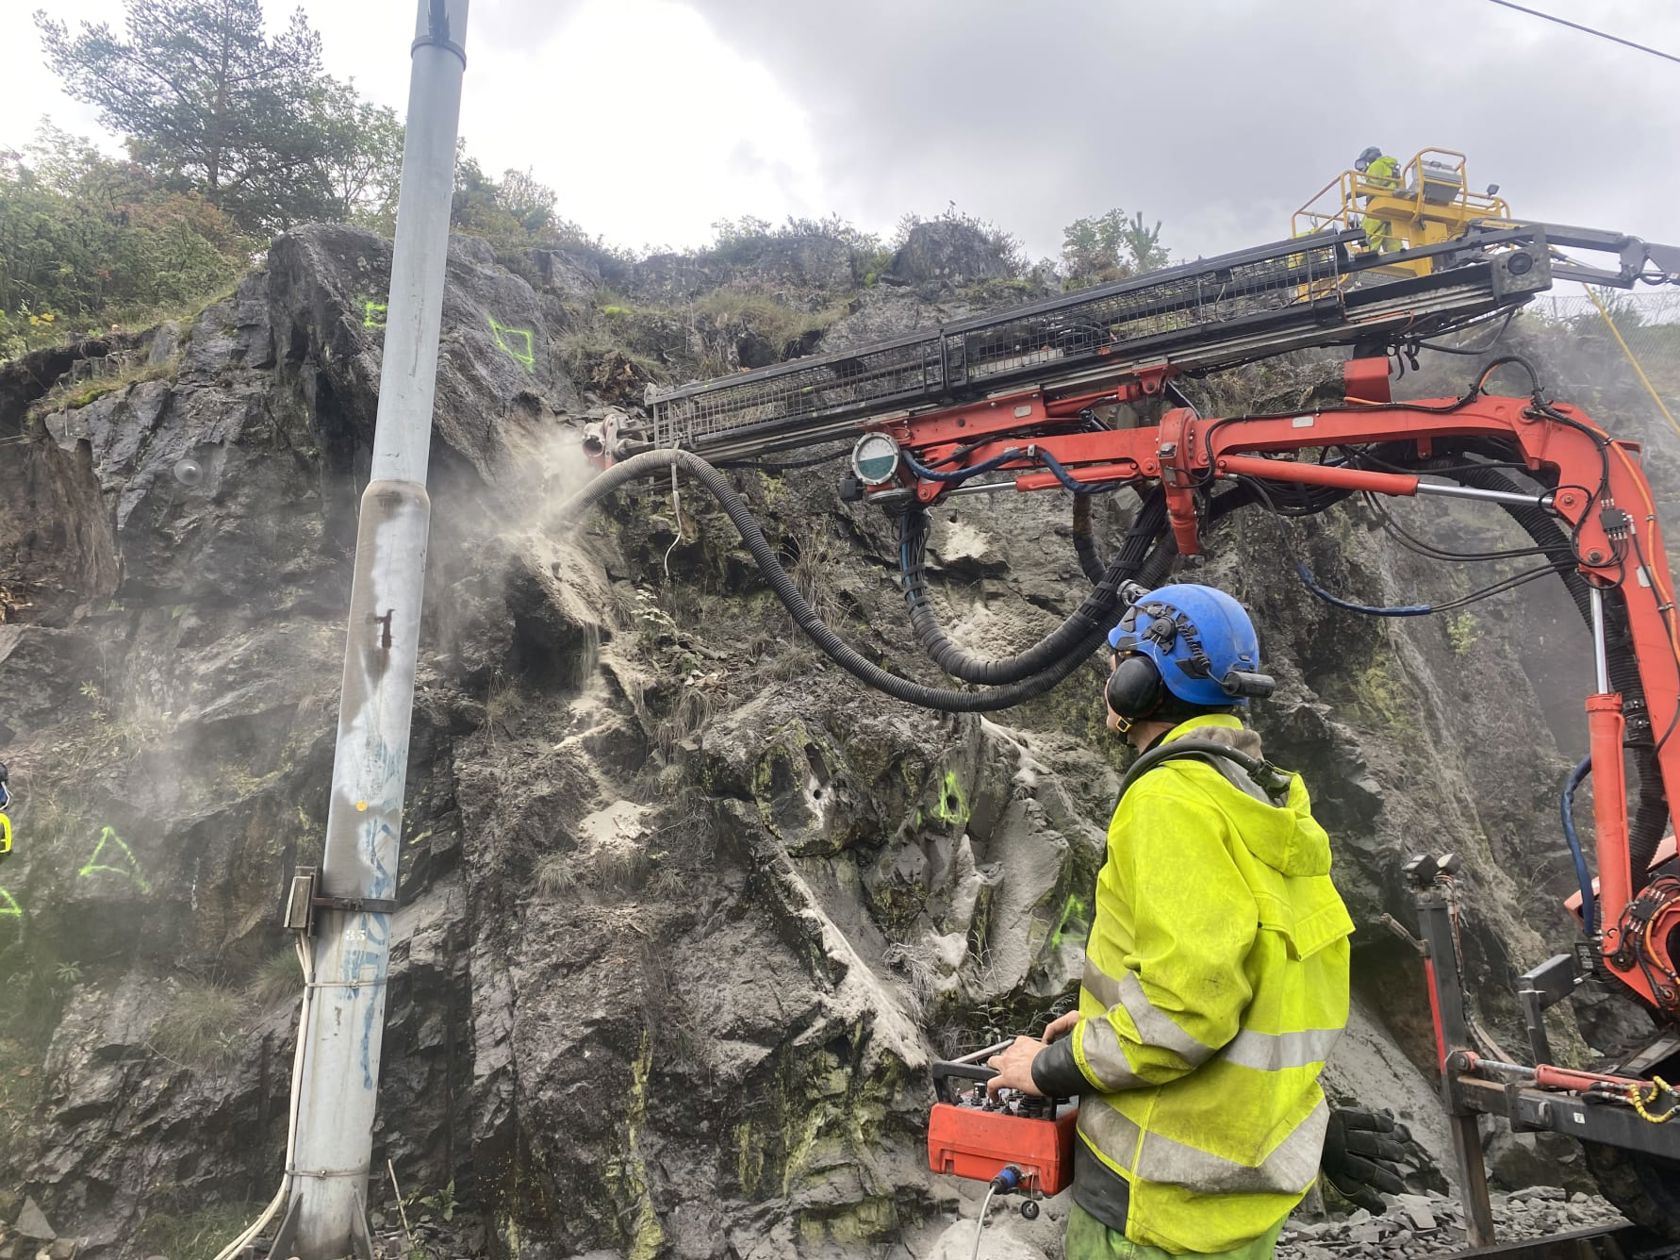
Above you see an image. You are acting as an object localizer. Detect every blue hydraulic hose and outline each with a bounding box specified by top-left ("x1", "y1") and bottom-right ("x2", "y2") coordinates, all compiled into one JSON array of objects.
[
  {"x1": 901, "y1": 446, "x2": 1123, "y2": 493},
  {"x1": 1561, "y1": 755, "x2": 1596, "y2": 935},
  {"x1": 1033, "y1": 447, "x2": 1123, "y2": 496},
  {"x1": 1295, "y1": 562, "x2": 1433, "y2": 617},
  {"x1": 901, "y1": 448, "x2": 1024, "y2": 483}
]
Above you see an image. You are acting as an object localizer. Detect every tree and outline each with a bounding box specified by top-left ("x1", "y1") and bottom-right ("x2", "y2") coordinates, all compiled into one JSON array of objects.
[
  {"x1": 450, "y1": 155, "x2": 520, "y2": 244},
  {"x1": 496, "y1": 168, "x2": 558, "y2": 238},
  {"x1": 36, "y1": 0, "x2": 337, "y2": 233},
  {"x1": 450, "y1": 158, "x2": 602, "y2": 254},
  {"x1": 310, "y1": 77, "x2": 404, "y2": 229},
  {"x1": 1061, "y1": 208, "x2": 1169, "y2": 283}
]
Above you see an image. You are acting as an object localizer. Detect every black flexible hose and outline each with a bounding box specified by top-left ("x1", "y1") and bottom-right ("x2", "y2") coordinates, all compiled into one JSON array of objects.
[
  {"x1": 1072, "y1": 496, "x2": 1107, "y2": 584},
  {"x1": 553, "y1": 450, "x2": 1176, "y2": 713},
  {"x1": 898, "y1": 494, "x2": 1168, "y2": 684},
  {"x1": 898, "y1": 487, "x2": 1260, "y2": 686}
]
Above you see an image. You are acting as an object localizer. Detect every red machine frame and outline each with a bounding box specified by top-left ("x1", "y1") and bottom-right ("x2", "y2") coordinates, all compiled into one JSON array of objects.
[{"x1": 869, "y1": 359, "x2": 1680, "y2": 1012}]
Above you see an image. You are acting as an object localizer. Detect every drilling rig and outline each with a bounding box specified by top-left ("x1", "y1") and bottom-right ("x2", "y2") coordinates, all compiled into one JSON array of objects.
[{"x1": 563, "y1": 189, "x2": 1680, "y2": 1241}]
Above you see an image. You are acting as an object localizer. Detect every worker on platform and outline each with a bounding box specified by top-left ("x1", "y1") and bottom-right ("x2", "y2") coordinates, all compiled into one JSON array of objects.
[
  {"x1": 1354, "y1": 146, "x2": 1402, "y2": 255},
  {"x1": 985, "y1": 584, "x2": 1379, "y2": 1258}
]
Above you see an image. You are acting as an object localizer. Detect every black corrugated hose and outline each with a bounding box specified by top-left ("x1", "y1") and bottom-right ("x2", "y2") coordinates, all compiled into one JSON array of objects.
[
  {"x1": 897, "y1": 493, "x2": 1169, "y2": 685},
  {"x1": 1072, "y1": 495, "x2": 1107, "y2": 584},
  {"x1": 552, "y1": 449, "x2": 1179, "y2": 713}
]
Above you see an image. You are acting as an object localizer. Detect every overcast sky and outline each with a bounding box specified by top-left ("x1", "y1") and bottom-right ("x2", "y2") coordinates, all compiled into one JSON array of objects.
[{"x1": 4, "y1": 0, "x2": 1678, "y2": 262}]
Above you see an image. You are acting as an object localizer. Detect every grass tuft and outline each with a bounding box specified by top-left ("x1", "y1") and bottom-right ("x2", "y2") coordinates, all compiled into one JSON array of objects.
[
  {"x1": 534, "y1": 852, "x2": 577, "y2": 898},
  {"x1": 151, "y1": 980, "x2": 249, "y2": 1069},
  {"x1": 136, "y1": 1203, "x2": 258, "y2": 1259},
  {"x1": 245, "y1": 946, "x2": 303, "y2": 1008}
]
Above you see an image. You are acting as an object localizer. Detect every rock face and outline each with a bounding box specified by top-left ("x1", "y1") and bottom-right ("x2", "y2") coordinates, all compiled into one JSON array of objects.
[
  {"x1": 0, "y1": 222, "x2": 1667, "y2": 1256},
  {"x1": 887, "y1": 220, "x2": 1016, "y2": 292}
]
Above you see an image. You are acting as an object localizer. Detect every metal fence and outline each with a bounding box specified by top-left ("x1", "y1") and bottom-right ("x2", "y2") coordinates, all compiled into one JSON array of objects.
[{"x1": 645, "y1": 234, "x2": 1355, "y2": 452}]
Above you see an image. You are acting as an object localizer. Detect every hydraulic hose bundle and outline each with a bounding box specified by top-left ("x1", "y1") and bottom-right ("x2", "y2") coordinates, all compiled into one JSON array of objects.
[
  {"x1": 1072, "y1": 496, "x2": 1107, "y2": 586},
  {"x1": 558, "y1": 417, "x2": 1668, "y2": 898},
  {"x1": 898, "y1": 496, "x2": 1162, "y2": 685},
  {"x1": 551, "y1": 449, "x2": 1178, "y2": 713}
]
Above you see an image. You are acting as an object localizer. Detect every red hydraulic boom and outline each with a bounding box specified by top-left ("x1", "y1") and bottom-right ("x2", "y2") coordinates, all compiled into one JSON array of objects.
[
  {"x1": 578, "y1": 218, "x2": 1680, "y2": 1237},
  {"x1": 856, "y1": 364, "x2": 1680, "y2": 1011}
]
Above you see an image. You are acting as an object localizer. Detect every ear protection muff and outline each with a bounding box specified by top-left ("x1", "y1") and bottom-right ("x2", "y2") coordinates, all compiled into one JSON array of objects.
[{"x1": 1105, "y1": 653, "x2": 1166, "y2": 731}]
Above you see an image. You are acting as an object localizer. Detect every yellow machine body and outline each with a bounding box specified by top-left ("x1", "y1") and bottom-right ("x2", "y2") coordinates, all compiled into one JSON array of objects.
[{"x1": 1294, "y1": 148, "x2": 1513, "y2": 277}]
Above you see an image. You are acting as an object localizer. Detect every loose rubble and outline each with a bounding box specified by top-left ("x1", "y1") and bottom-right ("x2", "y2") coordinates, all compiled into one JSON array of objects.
[{"x1": 1278, "y1": 1187, "x2": 1628, "y2": 1258}]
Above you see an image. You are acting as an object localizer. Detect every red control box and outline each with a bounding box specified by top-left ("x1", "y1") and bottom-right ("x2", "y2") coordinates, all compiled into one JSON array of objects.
[{"x1": 927, "y1": 1099, "x2": 1079, "y2": 1193}]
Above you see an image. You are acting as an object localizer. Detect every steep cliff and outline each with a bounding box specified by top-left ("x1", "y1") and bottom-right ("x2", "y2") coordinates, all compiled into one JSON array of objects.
[{"x1": 0, "y1": 220, "x2": 1672, "y2": 1257}]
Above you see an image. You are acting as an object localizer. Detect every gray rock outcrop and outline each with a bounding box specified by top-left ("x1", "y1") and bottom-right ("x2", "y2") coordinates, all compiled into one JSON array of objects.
[{"x1": 0, "y1": 221, "x2": 1665, "y2": 1256}]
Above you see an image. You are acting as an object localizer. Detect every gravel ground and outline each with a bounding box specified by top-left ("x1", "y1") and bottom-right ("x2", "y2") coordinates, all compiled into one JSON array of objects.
[
  {"x1": 914, "y1": 1180, "x2": 1633, "y2": 1259},
  {"x1": 1279, "y1": 1185, "x2": 1629, "y2": 1258}
]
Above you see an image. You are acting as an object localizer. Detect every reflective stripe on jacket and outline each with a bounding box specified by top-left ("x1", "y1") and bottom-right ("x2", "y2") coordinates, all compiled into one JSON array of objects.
[{"x1": 1034, "y1": 714, "x2": 1354, "y2": 1254}]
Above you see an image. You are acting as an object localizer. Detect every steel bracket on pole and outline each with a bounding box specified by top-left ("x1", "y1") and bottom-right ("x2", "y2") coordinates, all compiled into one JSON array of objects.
[
  {"x1": 269, "y1": 1196, "x2": 301, "y2": 1258},
  {"x1": 316, "y1": 893, "x2": 400, "y2": 915},
  {"x1": 283, "y1": 866, "x2": 399, "y2": 938}
]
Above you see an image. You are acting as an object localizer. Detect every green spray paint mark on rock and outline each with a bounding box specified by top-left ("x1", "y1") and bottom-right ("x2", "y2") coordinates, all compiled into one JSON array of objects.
[
  {"x1": 78, "y1": 826, "x2": 151, "y2": 894},
  {"x1": 362, "y1": 300, "x2": 387, "y2": 329},
  {"x1": 0, "y1": 886, "x2": 21, "y2": 942},
  {"x1": 930, "y1": 768, "x2": 969, "y2": 828},
  {"x1": 1049, "y1": 891, "x2": 1089, "y2": 951},
  {"x1": 487, "y1": 316, "x2": 535, "y2": 370}
]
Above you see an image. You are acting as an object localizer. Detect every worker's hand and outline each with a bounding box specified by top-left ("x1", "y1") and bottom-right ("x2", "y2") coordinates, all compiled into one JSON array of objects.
[
  {"x1": 1041, "y1": 1010, "x2": 1080, "y2": 1044},
  {"x1": 984, "y1": 1035, "x2": 1046, "y2": 1099},
  {"x1": 1321, "y1": 1106, "x2": 1413, "y2": 1213}
]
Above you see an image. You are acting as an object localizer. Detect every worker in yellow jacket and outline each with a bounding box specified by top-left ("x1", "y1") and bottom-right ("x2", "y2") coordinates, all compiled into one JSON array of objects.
[
  {"x1": 985, "y1": 584, "x2": 1355, "y2": 1257},
  {"x1": 1354, "y1": 146, "x2": 1402, "y2": 254}
]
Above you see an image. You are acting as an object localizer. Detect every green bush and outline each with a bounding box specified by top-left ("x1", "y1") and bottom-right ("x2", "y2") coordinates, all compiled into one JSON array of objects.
[
  {"x1": 0, "y1": 127, "x2": 250, "y2": 359},
  {"x1": 690, "y1": 288, "x2": 846, "y2": 354}
]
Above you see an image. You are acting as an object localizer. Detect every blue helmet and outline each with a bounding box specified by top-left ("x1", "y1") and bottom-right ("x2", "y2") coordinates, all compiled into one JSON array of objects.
[{"x1": 1107, "y1": 583, "x2": 1265, "y2": 707}]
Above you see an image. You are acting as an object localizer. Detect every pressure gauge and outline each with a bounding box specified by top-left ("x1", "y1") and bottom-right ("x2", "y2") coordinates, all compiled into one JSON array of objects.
[{"x1": 851, "y1": 433, "x2": 901, "y2": 486}]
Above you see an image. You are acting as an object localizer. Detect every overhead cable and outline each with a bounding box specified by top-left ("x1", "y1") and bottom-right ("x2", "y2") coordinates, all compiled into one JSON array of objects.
[{"x1": 1483, "y1": 0, "x2": 1680, "y2": 66}]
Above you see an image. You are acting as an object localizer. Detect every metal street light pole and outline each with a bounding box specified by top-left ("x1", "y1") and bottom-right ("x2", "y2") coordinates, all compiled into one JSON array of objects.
[{"x1": 275, "y1": 3, "x2": 468, "y2": 1255}]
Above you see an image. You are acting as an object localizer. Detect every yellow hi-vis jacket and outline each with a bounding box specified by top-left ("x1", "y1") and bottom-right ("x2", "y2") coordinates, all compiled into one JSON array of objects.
[
  {"x1": 1032, "y1": 715, "x2": 1354, "y2": 1253},
  {"x1": 1364, "y1": 154, "x2": 1400, "y2": 190}
]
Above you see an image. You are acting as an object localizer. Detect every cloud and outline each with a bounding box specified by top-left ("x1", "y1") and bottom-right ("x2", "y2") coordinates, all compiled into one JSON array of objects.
[
  {"x1": 9, "y1": 0, "x2": 1679, "y2": 264},
  {"x1": 448, "y1": 0, "x2": 828, "y2": 250},
  {"x1": 636, "y1": 0, "x2": 1680, "y2": 259}
]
